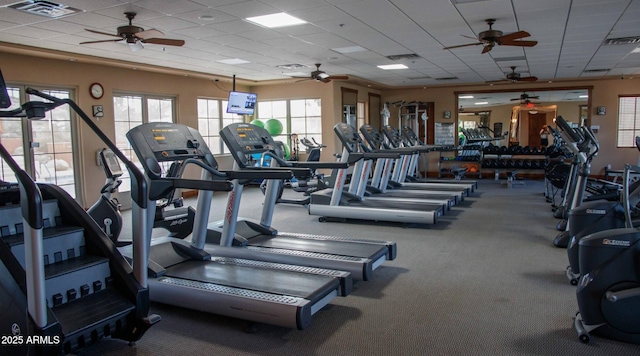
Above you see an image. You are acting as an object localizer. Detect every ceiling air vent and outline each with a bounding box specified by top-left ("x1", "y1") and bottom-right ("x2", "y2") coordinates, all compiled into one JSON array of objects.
[
  {"x1": 386, "y1": 54, "x2": 421, "y2": 61},
  {"x1": 9, "y1": 0, "x2": 82, "y2": 18},
  {"x1": 407, "y1": 76, "x2": 432, "y2": 80},
  {"x1": 435, "y1": 77, "x2": 458, "y2": 81},
  {"x1": 604, "y1": 36, "x2": 640, "y2": 45}
]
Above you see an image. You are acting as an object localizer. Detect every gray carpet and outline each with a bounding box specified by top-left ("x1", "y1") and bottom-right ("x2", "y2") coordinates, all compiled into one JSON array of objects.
[{"x1": 80, "y1": 179, "x2": 640, "y2": 355}]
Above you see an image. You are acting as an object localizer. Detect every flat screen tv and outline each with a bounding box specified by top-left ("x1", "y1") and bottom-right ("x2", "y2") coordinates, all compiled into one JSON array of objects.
[{"x1": 227, "y1": 91, "x2": 257, "y2": 115}]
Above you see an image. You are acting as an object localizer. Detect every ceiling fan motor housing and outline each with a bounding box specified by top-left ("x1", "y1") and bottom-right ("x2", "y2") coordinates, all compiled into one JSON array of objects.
[
  {"x1": 479, "y1": 29, "x2": 503, "y2": 42},
  {"x1": 117, "y1": 25, "x2": 144, "y2": 37}
]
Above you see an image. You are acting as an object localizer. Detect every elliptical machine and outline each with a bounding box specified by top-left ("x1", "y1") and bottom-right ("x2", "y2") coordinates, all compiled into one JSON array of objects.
[
  {"x1": 552, "y1": 117, "x2": 599, "y2": 248},
  {"x1": 564, "y1": 137, "x2": 640, "y2": 284},
  {"x1": 574, "y1": 163, "x2": 640, "y2": 344}
]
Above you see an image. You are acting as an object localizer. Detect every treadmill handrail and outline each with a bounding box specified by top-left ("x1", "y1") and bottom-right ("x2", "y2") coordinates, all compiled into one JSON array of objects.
[{"x1": 292, "y1": 161, "x2": 349, "y2": 169}]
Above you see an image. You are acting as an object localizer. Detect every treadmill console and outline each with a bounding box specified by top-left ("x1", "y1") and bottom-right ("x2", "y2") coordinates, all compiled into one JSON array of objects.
[
  {"x1": 382, "y1": 125, "x2": 405, "y2": 148},
  {"x1": 401, "y1": 125, "x2": 420, "y2": 145},
  {"x1": 219, "y1": 123, "x2": 280, "y2": 168},
  {"x1": 126, "y1": 122, "x2": 216, "y2": 179},
  {"x1": 333, "y1": 123, "x2": 365, "y2": 153},
  {"x1": 359, "y1": 124, "x2": 387, "y2": 150}
]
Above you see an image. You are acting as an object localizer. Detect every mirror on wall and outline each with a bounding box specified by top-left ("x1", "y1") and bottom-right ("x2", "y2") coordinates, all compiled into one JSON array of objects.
[{"x1": 456, "y1": 88, "x2": 590, "y2": 147}]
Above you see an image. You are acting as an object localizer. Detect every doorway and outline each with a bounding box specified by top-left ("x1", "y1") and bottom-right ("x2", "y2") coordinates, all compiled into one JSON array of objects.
[{"x1": 528, "y1": 112, "x2": 547, "y2": 147}]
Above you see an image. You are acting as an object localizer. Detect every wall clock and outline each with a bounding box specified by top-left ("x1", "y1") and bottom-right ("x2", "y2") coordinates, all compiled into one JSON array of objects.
[{"x1": 89, "y1": 83, "x2": 104, "y2": 99}]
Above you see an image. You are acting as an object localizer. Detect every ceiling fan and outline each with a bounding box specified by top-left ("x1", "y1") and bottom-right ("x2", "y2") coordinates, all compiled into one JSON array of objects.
[
  {"x1": 295, "y1": 63, "x2": 348, "y2": 83},
  {"x1": 80, "y1": 12, "x2": 185, "y2": 51},
  {"x1": 443, "y1": 19, "x2": 537, "y2": 54},
  {"x1": 487, "y1": 66, "x2": 538, "y2": 83},
  {"x1": 511, "y1": 93, "x2": 540, "y2": 102}
]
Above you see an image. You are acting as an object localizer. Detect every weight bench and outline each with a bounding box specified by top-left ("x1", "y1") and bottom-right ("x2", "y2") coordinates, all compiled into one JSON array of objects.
[
  {"x1": 452, "y1": 167, "x2": 468, "y2": 180},
  {"x1": 505, "y1": 170, "x2": 525, "y2": 189}
]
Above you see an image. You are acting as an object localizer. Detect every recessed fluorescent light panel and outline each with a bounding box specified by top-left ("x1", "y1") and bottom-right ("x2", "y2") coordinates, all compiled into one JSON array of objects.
[
  {"x1": 579, "y1": 95, "x2": 588, "y2": 98},
  {"x1": 474, "y1": 101, "x2": 488, "y2": 105},
  {"x1": 332, "y1": 46, "x2": 367, "y2": 54},
  {"x1": 217, "y1": 58, "x2": 250, "y2": 65},
  {"x1": 377, "y1": 64, "x2": 408, "y2": 70},
  {"x1": 245, "y1": 12, "x2": 306, "y2": 28},
  {"x1": 459, "y1": 95, "x2": 474, "y2": 99}
]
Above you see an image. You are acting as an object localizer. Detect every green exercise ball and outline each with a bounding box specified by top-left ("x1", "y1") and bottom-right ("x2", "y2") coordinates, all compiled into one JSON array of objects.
[
  {"x1": 282, "y1": 143, "x2": 291, "y2": 159},
  {"x1": 265, "y1": 119, "x2": 283, "y2": 136},
  {"x1": 250, "y1": 119, "x2": 264, "y2": 128}
]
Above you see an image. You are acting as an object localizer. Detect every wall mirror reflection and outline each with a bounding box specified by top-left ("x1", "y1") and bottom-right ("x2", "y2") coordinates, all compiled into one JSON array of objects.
[{"x1": 457, "y1": 89, "x2": 590, "y2": 147}]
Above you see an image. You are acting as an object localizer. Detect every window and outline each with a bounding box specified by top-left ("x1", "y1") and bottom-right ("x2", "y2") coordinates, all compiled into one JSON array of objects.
[
  {"x1": 0, "y1": 86, "x2": 79, "y2": 199},
  {"x1": 357, "y1": 101, "x2": 365, "y2": 129},
  {"x1": 197, "y1": 98, "x2": 244, "y2": 154},
  {"x1": 113, "y1": 93, "x2": 175, "y2": 192},
  {"x1": 257, "y1": 100, "x2": 288, "y2": 142},
  {"x1": 618, "y1": 96, "x2": 640, "y2": 147},
  {"x1": 290, "y1": 99, "x2": 322, "y2": 143}
]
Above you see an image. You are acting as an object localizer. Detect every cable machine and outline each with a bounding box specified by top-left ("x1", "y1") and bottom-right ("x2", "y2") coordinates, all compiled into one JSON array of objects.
[{"x1": 393, "y1": 101, "x2": 429, "y2": 177}]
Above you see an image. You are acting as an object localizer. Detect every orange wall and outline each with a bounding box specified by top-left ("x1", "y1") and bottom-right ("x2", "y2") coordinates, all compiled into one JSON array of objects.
[{"x1": 2, "y1": 51, "x2": 639, "y2": 205}]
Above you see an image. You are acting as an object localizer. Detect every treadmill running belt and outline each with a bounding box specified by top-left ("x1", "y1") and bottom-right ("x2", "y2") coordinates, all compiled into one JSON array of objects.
[
  {"x1": 165, "y1": 260, "x2": 338, "y2": 302},
  {"x1": 249, "y1": 234, "x2": 386, "y2": 259}
]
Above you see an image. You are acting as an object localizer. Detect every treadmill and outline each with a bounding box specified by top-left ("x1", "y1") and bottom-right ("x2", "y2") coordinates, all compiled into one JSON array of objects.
[
  {"x1": 205, "y1": 123, "x2": 397, "y2": 281},
  {"x1": 122, "y1": 122, "x2": 351, "y2": 329},
  {"x1": 400, "y1": 125, "x2": 478, "y2": 190},
  {"x1": 309, "y1": 123, "x2": 444, "y2": 225},
  {"x1": 381, "y1": 125, "x2": 473, "y2": 196},
  {"x1": 358, "y1": 124, "x2": 459, "y2": 209}
]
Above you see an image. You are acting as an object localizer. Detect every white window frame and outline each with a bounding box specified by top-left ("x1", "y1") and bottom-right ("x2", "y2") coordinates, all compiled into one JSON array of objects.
[{"x1": 617, "y1": 95, "x2": 640, "y2": 147}]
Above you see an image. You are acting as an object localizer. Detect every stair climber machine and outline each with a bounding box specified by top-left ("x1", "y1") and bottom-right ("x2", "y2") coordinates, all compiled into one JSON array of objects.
[
  {"x1": 381, "y1": 125, "x2": 472, "y2": 198},
  {"x1": 358, "y1": 124, "x2": 457, "y2": 211},
  {"x1": 123, "y1": 122, "x2": 355, "y2": 329},
  {"x1": 400, "y1": 125, "x2": 478, "y2": 190},
  {"x1": 0, "y1": 77, "x2": 158, "y2": 354},
  {"x1": 206, "y1": 123, "x2": 397, "y2": 281},
  {"x1": 88, "y1": 148, "x2": 196, "y2": 246},
  {"x1": 309, "y1": 123, "x2": 443, "y2": 225},
  {"x1": 573, "y1": 163, "x2": 640, "y2": 345},
  {"x1": 552, "y1": 116, "x2": 600, "y2": 248}
]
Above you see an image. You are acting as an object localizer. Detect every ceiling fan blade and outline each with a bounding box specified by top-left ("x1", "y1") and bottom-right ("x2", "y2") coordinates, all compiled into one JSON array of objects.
[
  {"x1": 85, "y1": 28, "x2": 121, "y2": 38},
  {"x1": 319, "y1": 78, "x2": 331, "y2": 83},
  {"x1": 328, "y1": 75, "x2": 348, "y2": 80},
  {"x1": 461, "y1": 34, "x2": 479, "y2": 40},
  {"x1": 141, "y1": 38, "x2": 185, "y2": 46},
  {"x1": 519, "y1": 76, "x2": 538, "y2": 82},
  {"x1": 80, "y1": 39, "x2": 123, "y2": 45},
  {"x1": 443, "y1": 42, "x2": 483, "y2": 50},
  {"x1": 136, "y1": 29, "x2": 164, "y2": 40},
  {"x1": 498, "y1": 31, "x2": 531, "y2": 42},
  {"x1": 501, "y1": 39, "x2": 538, "y2": 47},
  {"x1": 481, "y1": 44, "x2": 494, "y2": 53}
]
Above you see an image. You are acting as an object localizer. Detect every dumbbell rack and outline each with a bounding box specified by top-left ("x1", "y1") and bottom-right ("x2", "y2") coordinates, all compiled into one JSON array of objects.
[
  {"x1": 438, "y1": 144, "x2": 484, "y2": 179},
  {"x1": 482, "y1": 145, "x2": 550, "y2": 180}
]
